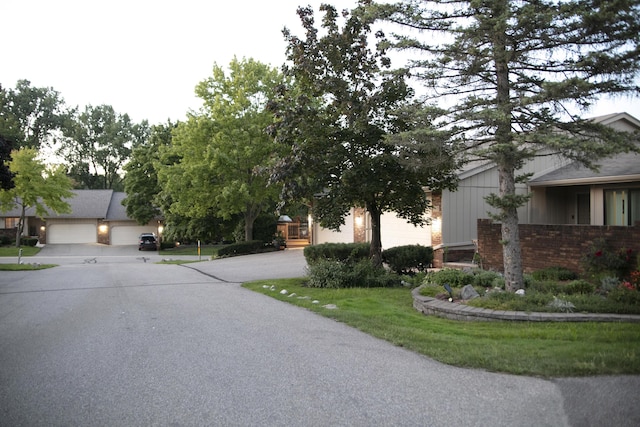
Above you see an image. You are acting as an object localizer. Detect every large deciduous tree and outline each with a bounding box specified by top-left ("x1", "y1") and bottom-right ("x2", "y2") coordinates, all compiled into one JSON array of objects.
[
  {"x1": 158, "y1": 57, "x2": 284, "y2": 241},
  {"x1": 375, "y1": 0, "x2": 640, "y2": 290},
  {"x1": 0, "y1": 79, "x2": 70, "y2": 150},
  {"x1": 122, "y1": 122, "x2": 175, "y2": 225},
  {"x1": 60, "y1": 105, "x2": 149, "y2": 190},
  {"x1": 268, "y1": 3, "x2": 459, "y2": 265},
  {"x1": 0, "y1": 148, "x2": 73, "y2": 247}
]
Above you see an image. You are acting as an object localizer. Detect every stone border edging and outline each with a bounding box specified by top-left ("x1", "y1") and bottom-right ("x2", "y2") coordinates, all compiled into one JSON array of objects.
[{"x1": 412, "y1": 286, "x2": 640, "y2": 322}]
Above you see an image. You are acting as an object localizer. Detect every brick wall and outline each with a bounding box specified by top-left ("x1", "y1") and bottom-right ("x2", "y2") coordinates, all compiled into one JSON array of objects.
[{"x1": 477, "y1": 218, "x2": 640, "y2": 274}]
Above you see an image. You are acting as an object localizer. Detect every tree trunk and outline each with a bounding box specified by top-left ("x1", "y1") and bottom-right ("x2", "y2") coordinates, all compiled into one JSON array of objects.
[
  {"x1": 498, "y1": 163, "x2": 524, "y2": 291},
  {"x1": 368, "y1": 203, "x2": 383, "y2": 267},
  {"x1": 15, "y1": 205, "x2": 26, "y2": 248}
]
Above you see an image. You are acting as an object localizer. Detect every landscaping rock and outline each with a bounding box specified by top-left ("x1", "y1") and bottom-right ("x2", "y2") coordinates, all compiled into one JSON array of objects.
[{"x1": 461, "y1": 284, "x2": 480, "y2": 300}]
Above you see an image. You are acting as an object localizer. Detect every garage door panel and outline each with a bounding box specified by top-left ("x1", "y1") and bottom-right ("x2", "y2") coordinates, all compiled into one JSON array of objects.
[
  {"x1": 48, "y1": 224, "x2": 97, "y2": 244},
  {"x1": 111, "y1": 226, "x2": 156, "y2": 246}
]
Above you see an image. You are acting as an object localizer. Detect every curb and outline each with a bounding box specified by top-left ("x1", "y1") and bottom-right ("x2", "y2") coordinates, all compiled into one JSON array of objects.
[{"x1": 411, "y1": 286, "x2": 640, "y2": 322}]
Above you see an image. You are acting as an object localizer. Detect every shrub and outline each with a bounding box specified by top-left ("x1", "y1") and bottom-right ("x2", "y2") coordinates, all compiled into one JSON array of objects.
[
  {"x1": 426, "y1": 268, "x2": 473, "y2": 287},
  {"x1": 564, "y1": 280, "x2": 595, "y2": 295},
  {"x1": 306, "y1": 258, "x2": 399, "y2": 288},
  {"x1": 20, "y1": 237, "x2": 39, "y2": 247},
  {"x1": 303, "y1": 242, "x2": 370, "y2": 265},
  {"x1": 472, "y1": 270, "x2": 502, "y2": 288},
  {"x1": 217, "y1": 240, "x2": 264, "y2": 257},
  {"x1": 531, "y1": 266, "x2": 578, "y2": 281},
  {"x1": 382, "y1": 245, "x2": 433, "y2": 274},
  {"x1": 582, "y1": 238, "x2": 635, "y2": 279},
  {"x1": 527, "y1": 280, "x2": 562, "y2": 294}
]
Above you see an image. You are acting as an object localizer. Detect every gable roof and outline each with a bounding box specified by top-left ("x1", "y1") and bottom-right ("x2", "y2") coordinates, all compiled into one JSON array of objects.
[
  {"x1": 457, "y1": 112, "x2": 640, "y2": 183},
  {"x1": 52, "y1": 189, "x2": 114, "y2": 218},
  {"x1": 529, "y1": 151, "x2": 640, "y2": 187},
  {"x1": 1, "y1": 190, "x2": 138, "y2": 221}
]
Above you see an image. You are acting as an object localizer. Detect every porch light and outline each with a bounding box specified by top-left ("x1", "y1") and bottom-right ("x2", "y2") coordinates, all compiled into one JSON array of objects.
[
  {"x1": 432, "y1": 217, "x2": 442, "y2": 233},
  {"x1": 158, "y1": 225, "x2": 164, "y2": 234},
  {"x1": 98, "y1": 224, "x2": 108, "y2": 233}
]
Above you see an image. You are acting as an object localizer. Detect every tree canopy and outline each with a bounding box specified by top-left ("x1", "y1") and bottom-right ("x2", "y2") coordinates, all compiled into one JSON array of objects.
[
  {"x1": 157, "y1": 57, "x2": 284, "y2": 241},
  {"x1": 60, "y1": 104, "x2": 149, "y2": 190},
  {"x1": 122, "y1": 122, "x2": 174, "y2": 225},
  {"x1": 374, "y1": 0, "x2": 640, "y2": 289},
  {"x1": 0, "y1": 148, "x2": 73, "y2": 246},
  {"x1": 0, "y1": 79, "x2": 71, "y2": 150},
  {"x1": 268, "y1": 3, "x2": 459, "y2": 265}
]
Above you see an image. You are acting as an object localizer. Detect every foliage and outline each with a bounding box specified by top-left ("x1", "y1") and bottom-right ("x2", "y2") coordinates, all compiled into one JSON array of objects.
[
  {"x1": 60, "y1": 104, "x2": 149, "y2": 190},
  {"x1": 306, "y1": 258, "x2": 400, "y2": 288},
  {"x1": 19, "y1": 237, "x2": 38, "y2": 247},
  {"x1": 0, "y1": 148, "x2": 73, "y2": 246},
  {"x1": 303, "y1": 242, "x2": 371, "y2": 265},
  {"x1": 217, "y1": 240, "x2": 265, "y2": 257},
  {"x1": 382, "y1": 244, "x2": 434, "y2": 274},
  {"x1": 0, "y1": 79, "x2": 70, "y2": 150},
  {"x1": 471, "y1": 270, "x2": 503, "y2": 288},
  {"x1": 581, "y1": 238, "x2": 636, "y2": 279},
  {"x1": 375, "y1": 0, "x2": 640, "y2": 291},
  {"x1": 158, "y1": 58, "x2": 283, "y2": 241},
  {"x1": 425, "y1": 268, "x2": 474, "y2": 287},
  {"x1": 0, "y1": 85, "x2": 15, "y2": 189},
  {"x1": 123, "y1": 122, "x2": 174, "y2": 224},
  {"x1": 268, "y1": 4, "x2": 459, "y2": 266},
  {"x1": 531, "y1": 266, "x2": 578, "y2": 282}
]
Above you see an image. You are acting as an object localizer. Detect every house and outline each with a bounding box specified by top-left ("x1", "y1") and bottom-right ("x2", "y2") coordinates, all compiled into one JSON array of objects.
[
  {"x1": 312, "y1": 112, "x2": 640, "y2": 264},
  {"x1": 0, "y1": 190, "x2": 162, "y2": 245}
]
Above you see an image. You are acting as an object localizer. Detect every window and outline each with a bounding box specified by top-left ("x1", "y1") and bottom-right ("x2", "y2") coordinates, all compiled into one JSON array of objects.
[
  {"x1": 3, "y1": 218, "x2": 19, "y2": 229},
  {"x1": 605, "y1": 189, "x2": 640, "y2": 226}
]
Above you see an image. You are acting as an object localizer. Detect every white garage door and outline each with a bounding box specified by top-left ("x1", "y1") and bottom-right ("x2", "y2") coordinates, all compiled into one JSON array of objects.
[
  {"x1": 111, "y1": 226, "x2": 156, "y2": 246},
  {"x1": 48, "y1": 223, "x2": 97, "y2": 244}
]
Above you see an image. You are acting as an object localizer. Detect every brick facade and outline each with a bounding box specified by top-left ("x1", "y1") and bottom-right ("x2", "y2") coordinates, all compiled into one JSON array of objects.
[{"x1": 477, "y1": 219, "x2": 640, "y2": 274}]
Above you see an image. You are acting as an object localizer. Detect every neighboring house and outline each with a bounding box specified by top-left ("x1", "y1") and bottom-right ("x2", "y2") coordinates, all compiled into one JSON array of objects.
[
  {"x1": 0, "y1": 190, "x2": 162, "y2": 245},
  {"x1": 313, "y1": 112, "x2": 640, "y2": 260}
]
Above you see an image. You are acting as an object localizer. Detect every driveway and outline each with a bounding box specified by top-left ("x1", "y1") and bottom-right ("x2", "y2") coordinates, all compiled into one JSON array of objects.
[{"x1": 0, "y1": 246, "x2": 638, "y2": 426}]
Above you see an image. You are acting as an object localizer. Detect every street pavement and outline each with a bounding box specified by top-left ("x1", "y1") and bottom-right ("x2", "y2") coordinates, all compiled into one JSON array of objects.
[{"x1": 0, "y1": 245, "x2": 638, "y2": 426}]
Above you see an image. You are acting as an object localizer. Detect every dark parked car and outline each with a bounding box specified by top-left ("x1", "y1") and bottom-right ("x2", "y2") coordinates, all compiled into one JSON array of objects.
[{"x1": 138, "y1": 233, "x2": 157, "y2": 251}]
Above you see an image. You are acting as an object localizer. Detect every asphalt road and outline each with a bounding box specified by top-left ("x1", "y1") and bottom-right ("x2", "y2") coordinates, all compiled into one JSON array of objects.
[{"x1": 1, "y1": 245, "x2": 639, "y2": 426}]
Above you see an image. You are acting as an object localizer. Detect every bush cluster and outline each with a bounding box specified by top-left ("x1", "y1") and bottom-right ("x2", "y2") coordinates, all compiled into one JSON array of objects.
[
  {"x1": 531, "y1": 266, "x2": 578, "y2": 281},
  {"x1": 306, "y1": 259, "x2": 399, "y2": 288},
  {"x1": 581, "y1": 238, "x2": 635, "y2": 279},
  {"x1": 217, "y1": 240, "x2": 264, "y2": 257},
  {"x1": 382, "y1": 245, "x2": 434, "y2": 275},
  {"x1": 20, "y1": 237, "x2": 38, "y2": 247},
  {"x1": 303, "y1": 242, "x2": 370, "y2": 265},
  {"x1": 426, "y1": 268, "x2": 474, "y2": 287}
]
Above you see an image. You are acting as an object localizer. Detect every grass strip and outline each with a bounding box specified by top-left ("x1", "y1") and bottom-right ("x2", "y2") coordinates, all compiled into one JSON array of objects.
[
  {"x1": 0, "y1": 263, "x2": 57, "y2": 271},
  {"x1": 0, "y1": 246, "x2": 41, "y2": 257},
  {"x1": 243, "y1": 278, "x2": 640, "y2": 378}
]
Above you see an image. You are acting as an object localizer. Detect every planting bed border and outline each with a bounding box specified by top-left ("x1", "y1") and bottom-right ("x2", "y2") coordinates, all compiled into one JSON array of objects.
[{"x1": 412, "y1": 286, "x2": 640, "y2": 323}]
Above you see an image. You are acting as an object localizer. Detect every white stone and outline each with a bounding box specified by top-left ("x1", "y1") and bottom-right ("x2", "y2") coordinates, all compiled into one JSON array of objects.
[
  {"x1": 515, "y1": 289, "x2": 525, "y2": 296},
  {"x1": 288, "y1": 293, "x2": 297, "y2": 298},
  {"x1": 280, "y1": 289, "x2": 288, "y2": 295},
  {"x1": 322, "y1": 304, "x2": 338, "y2": 310},
  {"x1": 311, "y1": 300, "x2": 320, "y2": 304}
]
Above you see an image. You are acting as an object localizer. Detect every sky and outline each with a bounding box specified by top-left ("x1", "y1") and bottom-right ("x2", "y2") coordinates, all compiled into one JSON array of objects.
[{"x1": 2, "y1": 0, "x2": 638, "y2": 126}]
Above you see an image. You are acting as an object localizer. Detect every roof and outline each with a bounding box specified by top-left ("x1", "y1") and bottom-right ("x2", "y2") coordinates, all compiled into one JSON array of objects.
[
  {"x1": 52, "y1": 189, "x2": 114, "y2": 218},
  {"x1": 105, "y1": 191, "x2": 130, "y2": 221},
  {"x1": 1, "y1": 190, "x2": 138, "y2": 221},
  {"x1": 529, "y1": 151, "x2": 640, "y2": 187}
]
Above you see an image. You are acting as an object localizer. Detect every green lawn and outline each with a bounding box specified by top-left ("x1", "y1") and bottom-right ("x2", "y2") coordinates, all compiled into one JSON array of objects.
[
  {"x1": 0, "y1": 246, "x2": 41, "y2": 257},
  {"x1": 0, "y1": 263, "x2": 57, "y2": 271},
  {"x1": 243, "y1": 278, "x2": 640, "y2": 377}
]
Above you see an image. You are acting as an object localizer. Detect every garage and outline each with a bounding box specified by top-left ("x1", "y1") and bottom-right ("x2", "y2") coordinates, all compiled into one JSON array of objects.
[
  {"x1": 48, "y1": 223, "x2": 97, "y2": 244},
  {"x1": 110, "y1": 225, "x2": 157, "y2": 246}
]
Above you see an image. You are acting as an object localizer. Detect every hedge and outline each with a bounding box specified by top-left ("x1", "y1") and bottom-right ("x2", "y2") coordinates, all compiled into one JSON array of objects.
[
  {"x1": 303, "y1": 242, "x2": 370, "y2": 265},
  {"x1": 382, "y1": 244, "x2": 434, "y2": 274},
  {"x1": 217, "y1": 240, "x2": 265, "y2": 257}
]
